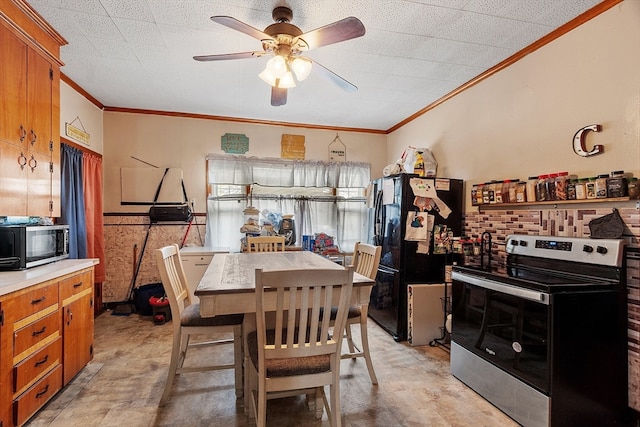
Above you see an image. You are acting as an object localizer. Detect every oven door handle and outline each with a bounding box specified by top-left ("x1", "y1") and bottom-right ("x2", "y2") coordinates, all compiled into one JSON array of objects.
[{"x1": 452, "y1": 271, "x2": 550, "y2": 305}]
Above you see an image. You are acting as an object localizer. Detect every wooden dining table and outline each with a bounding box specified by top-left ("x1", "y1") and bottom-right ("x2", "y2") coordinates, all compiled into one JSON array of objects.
[
  {"x1": 194, "y1": 251, "x2": 375, "y2": 413},
  {"x1": 195, "y1": 251, "x2": 374, "y2": 316}
]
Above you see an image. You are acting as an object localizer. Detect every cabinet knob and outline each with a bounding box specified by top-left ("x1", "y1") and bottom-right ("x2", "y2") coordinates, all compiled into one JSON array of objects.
[
  {"x1": 17, "y1": 152, "x2": 27, "y2": 170},
  {"x1": 28, "y1": 155, "x2": 37, "y2": 172},
  {"x1": 19, "y1": 124, "x2": 27, "y2": 142}
]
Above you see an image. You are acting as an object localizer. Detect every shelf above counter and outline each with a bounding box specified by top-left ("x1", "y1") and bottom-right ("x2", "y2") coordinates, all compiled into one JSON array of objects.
[{"x1": 474, "y1": 197, "x2": 638, "y2": 210}]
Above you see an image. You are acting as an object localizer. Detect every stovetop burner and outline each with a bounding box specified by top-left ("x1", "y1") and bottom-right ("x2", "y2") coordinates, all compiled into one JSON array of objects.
[
  {"x1": 452, "y1": 264, "x2": 616, "y2": 293},
  {"x1": 453, "y1": 235, "x2": 626, "y2": 293}
]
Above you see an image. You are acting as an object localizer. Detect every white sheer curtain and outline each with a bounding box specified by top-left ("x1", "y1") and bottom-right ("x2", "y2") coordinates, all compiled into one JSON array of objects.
[{"x1": 205, "y1": 154, "x2": 370, "y2": 252}]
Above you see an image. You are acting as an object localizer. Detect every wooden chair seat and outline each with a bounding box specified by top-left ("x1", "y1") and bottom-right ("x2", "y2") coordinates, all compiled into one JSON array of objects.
[
  {"x1": 180, "y1": 304, "x2": 243, "y2": 327},
  {"x1": 247, "y1": 330, "x2": 331, "y2": 377}
]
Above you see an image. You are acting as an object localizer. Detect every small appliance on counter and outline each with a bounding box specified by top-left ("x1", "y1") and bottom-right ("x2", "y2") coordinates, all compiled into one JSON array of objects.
[{"x1": 0, "y1": 224, "x2": 69, "y2": 270}]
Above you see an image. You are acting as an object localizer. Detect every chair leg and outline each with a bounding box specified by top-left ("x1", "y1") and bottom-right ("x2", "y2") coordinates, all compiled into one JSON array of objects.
[
  {"x1": 179, "y1": 332, "x2": 189, "y2": 369},
  {"x1": 360, "y1": 317, "x2": 378, "y2": 385},
  {"x1": 159, "y1": 328, "x2": 183, "y2": 407},
  {"x1": 329, "y1": 378, "x2": 341, "y2": 427},
  {"x1": 314, "y1": 387, "x2": 324, "y2": 419},
  {"x1": 345, "y1": 323, "x2": 356, "y2": 356},
  {"x1": 257, "y1": 376, "x2": 267, "y2": 427},
  {"x1": 233, "y1": 324, "x2": 243, "y2": 399}
]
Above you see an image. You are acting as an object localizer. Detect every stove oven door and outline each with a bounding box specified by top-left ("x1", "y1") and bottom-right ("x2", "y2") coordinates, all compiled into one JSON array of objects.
[{"x1": 451, "y1": 272, "x2": 551, "y2": 394}]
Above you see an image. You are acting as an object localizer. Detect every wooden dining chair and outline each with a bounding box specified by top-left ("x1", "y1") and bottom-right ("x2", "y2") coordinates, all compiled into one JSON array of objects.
[
  {"x1": 337, "y1": 242, "x2": 381, "y2": 384},
  {"x1": 248, "y1": 266, "x2": 354, "y2": 427},
  {"x1": 246, "y1": 235, "x2": 286, "y2": 252},
  {"x1": 155, "y1": 244, "x2": 244, "y2": 407}
]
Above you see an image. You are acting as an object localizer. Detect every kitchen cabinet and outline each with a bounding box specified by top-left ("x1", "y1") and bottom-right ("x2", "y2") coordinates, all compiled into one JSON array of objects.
[
  {"x1": 1, "y1": 279, "x2": 61, "y2": 426},
  {"x1": 0, "y1": 261, "x2": 95, "y2": 426},
  {"x1": 180, "y1": 247, "x2": 229, "y2": 303},
  {"x1": 0, "y1": 1, "x2": 65, "y2": 217},
  {"x1": 59, "y1": 269, "x2": 94, "y2": 385}
]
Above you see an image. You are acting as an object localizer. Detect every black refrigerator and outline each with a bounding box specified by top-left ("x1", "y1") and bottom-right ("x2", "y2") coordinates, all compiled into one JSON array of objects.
[{"x1": 368, "y1": 174, "x2": 464, "y2": 341}]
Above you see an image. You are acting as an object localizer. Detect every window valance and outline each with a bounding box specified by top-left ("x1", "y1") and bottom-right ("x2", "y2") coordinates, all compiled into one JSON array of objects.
[{"x1": 206, "y1": 154, "x2": 370, "y2": 188}]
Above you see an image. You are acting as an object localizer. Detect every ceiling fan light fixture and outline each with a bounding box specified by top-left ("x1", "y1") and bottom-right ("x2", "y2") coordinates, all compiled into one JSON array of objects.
[
  {"x1": 277, "y1": 71, "x2": 296, "y2": 88},
  {"x1": 265, "y1": 55, "x2": 287, "y2": 78},
  {"x1": 258, "y1": 69, "x2": 277, "y2": 86},
  {"x1": 291, "y1": 57, "x2": 312, "y2": 81}
]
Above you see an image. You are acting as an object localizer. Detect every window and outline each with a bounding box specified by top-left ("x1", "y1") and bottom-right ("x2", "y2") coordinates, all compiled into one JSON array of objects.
[{"x1": 205, "y1": 154, "x2": 370, "y2": 253}]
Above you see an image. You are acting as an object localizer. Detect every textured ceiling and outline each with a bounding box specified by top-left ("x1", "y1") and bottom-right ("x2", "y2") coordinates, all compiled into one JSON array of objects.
[{"x1": 27, "y1": 0, "x2": 602, "y2": 131}]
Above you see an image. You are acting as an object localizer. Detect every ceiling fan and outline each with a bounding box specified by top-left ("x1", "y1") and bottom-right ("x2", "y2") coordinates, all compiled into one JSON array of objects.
[{"x1": 194, "y1": 6, "x2": 365, "y2": 106}]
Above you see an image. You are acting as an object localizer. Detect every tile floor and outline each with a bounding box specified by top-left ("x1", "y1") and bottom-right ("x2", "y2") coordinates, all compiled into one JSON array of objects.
[{"x1": 26, "y1": 311, "x2": 518, "y2": 427}]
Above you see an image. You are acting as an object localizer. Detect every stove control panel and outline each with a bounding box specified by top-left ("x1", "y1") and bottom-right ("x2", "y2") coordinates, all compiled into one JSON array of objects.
[
  {"x1": 535, "y1": 240, "x2": 572, "y2": 251},
  {"x1": 506, "y1": 235, "x2": 625, "y2": 267}
]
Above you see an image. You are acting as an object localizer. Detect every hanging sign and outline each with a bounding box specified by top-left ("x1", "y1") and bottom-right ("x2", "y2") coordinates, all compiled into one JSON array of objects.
[
  {"x1": 221, "y1": 133, "x2": 249, "y2": 154},
  {"x1": 65, "y1": 116, "x2": 90, "y2": 145},
  {"x1": 281, "y1": 134, "x2": 305, "y2": 159},
  {"x1": 328, "y1": 133, "x2": 346, "y2": 162}
]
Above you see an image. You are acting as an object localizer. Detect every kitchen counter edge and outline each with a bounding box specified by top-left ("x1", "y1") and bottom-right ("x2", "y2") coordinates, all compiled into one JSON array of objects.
[{"x1": 0, "y1": 258, "x2": 99, "y2": 297}]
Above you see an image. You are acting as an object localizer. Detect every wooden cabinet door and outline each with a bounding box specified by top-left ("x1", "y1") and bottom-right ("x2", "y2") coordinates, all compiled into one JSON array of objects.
[
  {"x1": 0, "y1": 22, "x2": 57, "y2": 217},
  {"x1": 26, "y1": 48, "x2": 53, "y2": 157},
  {"x1": 0, "y1": 23, "x2": 29, "y2": 216},
  {"x1": 26, "y1": 46, "x2": 54, "y2": 216},
  {"x1": 62, "y1": 295, "x2": 94, "y2": 385},
  {"x1": 26, "y1": 149, "x2": 53, "y2": 216},
  {"x1": 0, "y1": 22, "x2": 27, "y2": 149},
  {"x1": 0, "y1": 142, "x2": 28, "y2": 215}
]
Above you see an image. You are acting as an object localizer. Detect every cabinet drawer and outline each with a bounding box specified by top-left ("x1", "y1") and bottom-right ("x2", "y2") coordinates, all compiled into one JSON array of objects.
[
  {"x1": 182, "y1": 254, "x2": 214, "y2": 265},
  {"x1": 14, "y1": 337, "x2": 61, "y2": 394},
  {"x1": 4, "y1": 284, "x2": 58, "y2": 323},
  {"x1": 13, "y1": 364, "x2": 62, "y2": 427},
  {"x1": 59, "y1": 269, "x2": 93, "y2": 302},
  {"x1": 14, "y1": 311, "x2": 60, "y2": 360}
]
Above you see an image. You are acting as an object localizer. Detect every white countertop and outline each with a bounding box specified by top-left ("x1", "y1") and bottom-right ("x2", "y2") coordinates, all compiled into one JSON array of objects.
[
  {"x1": 179, "y1": 246, "x2": 230, "y2": 255},
  {"x1": 0, "y1": 258, "x2": 99, "y2": 297}
]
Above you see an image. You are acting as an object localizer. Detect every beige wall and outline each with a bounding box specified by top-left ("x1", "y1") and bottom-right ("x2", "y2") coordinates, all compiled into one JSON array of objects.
[
  {"x1": 102, "y1": 112, "x2": 387, "y2": 214},
  {"x1": 60, "y1": 81, "x2": 104, "y2": 154},
  {"x1": 387, "y1": 1, "x2": 640, "y2": 211}
]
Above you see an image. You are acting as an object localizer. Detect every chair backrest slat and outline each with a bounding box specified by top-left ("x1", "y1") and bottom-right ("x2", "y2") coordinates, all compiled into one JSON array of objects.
[
  {"x1": 247, "y1": 236, "x2": 286, "y2": 252},
  {"x1": 352, "y1": 242, "x2": 382, "y2": 280},
  {"x1": 255, "y1": 267, "x2": 354, "y2": 360}
]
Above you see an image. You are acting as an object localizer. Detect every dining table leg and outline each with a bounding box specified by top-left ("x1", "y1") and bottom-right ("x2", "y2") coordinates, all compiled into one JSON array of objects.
[{"x1": 243, "y1": 313, "x2": 257, "y2": 417}]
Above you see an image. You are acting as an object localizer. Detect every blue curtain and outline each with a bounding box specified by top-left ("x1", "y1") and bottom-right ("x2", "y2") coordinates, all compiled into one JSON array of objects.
[{"x1": 60, "y1": 144, "x2": 87, "y2": 258}]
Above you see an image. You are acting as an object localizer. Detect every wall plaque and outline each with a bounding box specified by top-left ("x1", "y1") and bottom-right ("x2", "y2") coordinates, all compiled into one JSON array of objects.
[
  {"x1": 65, "y1": 116, "x2": 90, "y2": 145},
  {"x1": 221, "y1": 133, "x2": 249, "y2": 154},
  {"x1": 281, "y1": 134, "x2": 305, "y2": 159},
  {"x1": 328, "y1": 134, "x2": 346, "y2": 162}
]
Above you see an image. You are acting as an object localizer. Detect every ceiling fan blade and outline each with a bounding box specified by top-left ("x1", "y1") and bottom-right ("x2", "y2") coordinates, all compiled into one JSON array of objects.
[
  {"x1": 295, "y1": 17, "x2": 365, "y2": 50},
  {"x1": 271, "y1": 87, "x2": 288, "y2": 106},
  {"x1": 193, "y1": 51, "x2": 265, "y2": 61},
  {"x1": 311, "y1": 60, "x2": 358, "y2": 93},
  {"x1": 211, "y1": 16, "x2": 273, "y2": 41}
]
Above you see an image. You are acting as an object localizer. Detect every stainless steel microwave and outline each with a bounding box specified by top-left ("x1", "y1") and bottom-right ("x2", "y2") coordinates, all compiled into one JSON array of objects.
[{"x1": 0, "y1": 224, "x2": 69, "y2": 270}]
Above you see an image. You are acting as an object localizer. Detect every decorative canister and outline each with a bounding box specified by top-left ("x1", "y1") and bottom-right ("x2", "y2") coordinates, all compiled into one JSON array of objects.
[
  {"x1": 607, "y1": 171, "x2": 628, "y2": 198},
  {"x1": 628, "y1": 178, "x2": 639, "y2": 199},
  {"x1": 280, "y1": 215, "x2": 296, "y2": 246}
]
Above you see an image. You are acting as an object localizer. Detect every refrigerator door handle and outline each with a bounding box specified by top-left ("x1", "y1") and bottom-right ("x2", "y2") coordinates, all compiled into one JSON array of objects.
[{"x1": 378, "y1": 264, "x2": 399, "y2": 275}]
